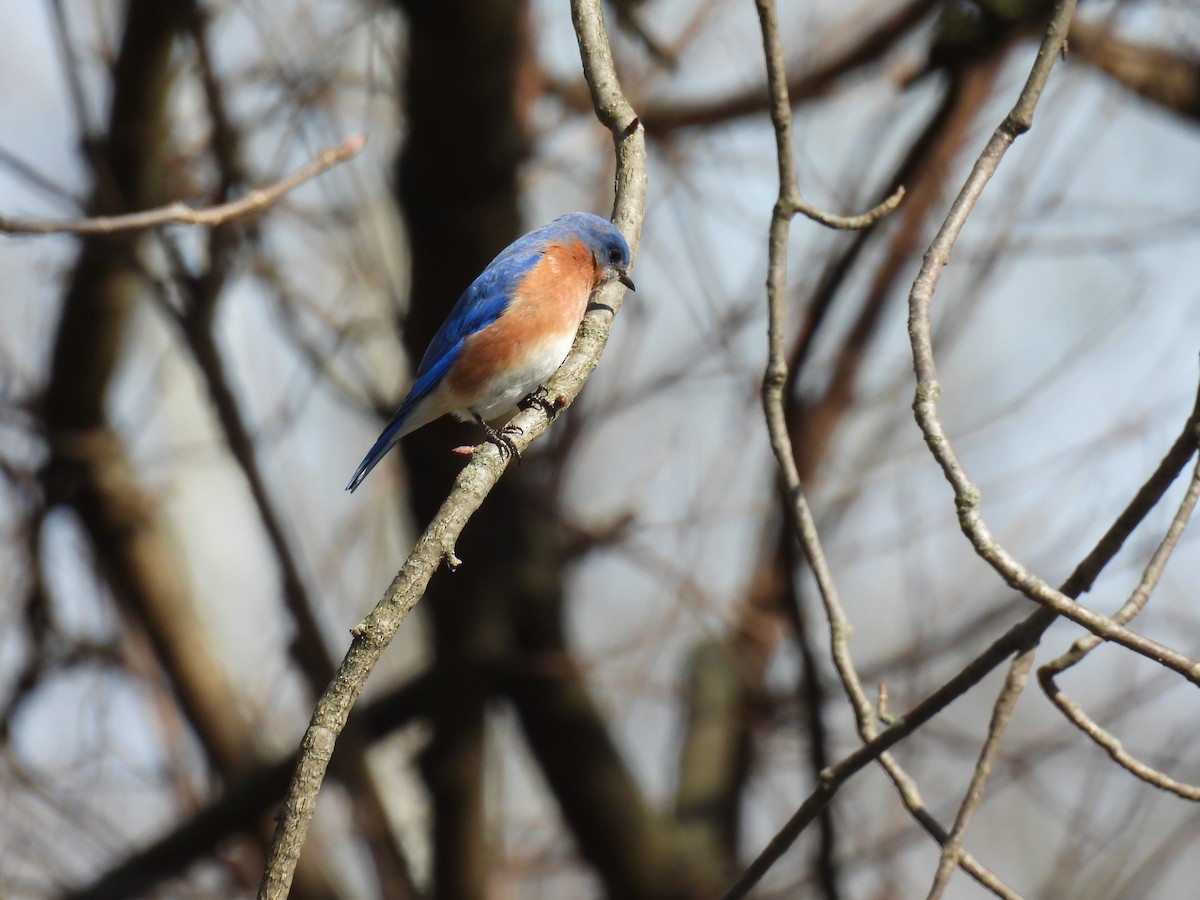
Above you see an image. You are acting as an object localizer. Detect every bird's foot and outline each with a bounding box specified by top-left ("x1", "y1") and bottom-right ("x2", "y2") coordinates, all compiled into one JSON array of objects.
[
  {"x1": 519, "y1": 388, "x2": 568, "y2": 419},
  {"x1": 487, "y1": 425, "x2": 521, "y2": 463},
  {"x1": 472, "y1": 413, "x2": 522, "y2": 463}
]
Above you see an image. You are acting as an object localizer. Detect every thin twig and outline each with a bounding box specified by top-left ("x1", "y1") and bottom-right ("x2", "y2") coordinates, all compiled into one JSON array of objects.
[
  {"x1": 0, "y1": 135, "x2": 366, "y2": 235},
  {"x1": 254, "y1": 1, "x2": 645, "y2": 896},
  {"x1": 925, "y1": 654, "x2": 1033, "y2": 898},
  {"x1": 725, "y1": 371, "x2": 1200, "y2": 899},
  {"x1": 876, "y1": 756, "x2": 1021, "y2": 899},
  {"x1": 725, "y1": 0, "x2": 1200, "y2": 894},
  {"x1": 906, "y1": 0, "x2": 1200, "y2": 683},
  {"x1": 745, "y1": 0, "x2": 1017, "y2": 896},
  {"x1": 755, "y1": 0, "x2": 898, "y2": 738},
  {"x1": 1038, "y1": 451, "x2": 1200, "y2": 800},
  {"x1": 756, "y1": 0, "x2": 903, "y2": 231}
]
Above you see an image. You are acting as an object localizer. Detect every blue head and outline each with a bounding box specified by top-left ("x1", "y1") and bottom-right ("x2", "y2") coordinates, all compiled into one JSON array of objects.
[{"x1": 545, "y1": 212, "x2": 635, "y2": 291}]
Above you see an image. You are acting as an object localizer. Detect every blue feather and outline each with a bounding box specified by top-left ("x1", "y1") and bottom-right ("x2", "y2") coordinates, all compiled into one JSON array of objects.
[
  {"x1": 347, "y1": 212, "x2": 631, "y2": 492},
  {"x1": 345, "y1": 238, "x2": 544, "y2": 491},
  {"x1": 413, "y1": 242, "x2": 543, "y2": 381}
]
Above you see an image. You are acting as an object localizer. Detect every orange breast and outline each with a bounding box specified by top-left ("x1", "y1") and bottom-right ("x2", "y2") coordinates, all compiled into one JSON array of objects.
[{"x1": 447, "y1": 238, "x2": 597, "y2": 398}]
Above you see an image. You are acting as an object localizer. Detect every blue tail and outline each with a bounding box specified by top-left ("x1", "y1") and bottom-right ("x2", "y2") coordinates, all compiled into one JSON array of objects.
[
  {"x1": 347, "y1": 322, "x2": 470, "y2": 491},
  {"x1": 346, "y1": 393, "x2": 425, "y2": 492}
]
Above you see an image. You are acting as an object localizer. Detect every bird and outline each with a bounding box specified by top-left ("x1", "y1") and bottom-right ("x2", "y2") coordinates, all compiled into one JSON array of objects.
[{"x1": 346, "y1": 212, "x2": 635, "y2": 492}]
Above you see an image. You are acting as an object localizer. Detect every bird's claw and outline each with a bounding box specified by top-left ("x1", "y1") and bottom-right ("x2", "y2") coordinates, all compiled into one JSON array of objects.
[
  {"x1": 472, "y1": 417, "x2": 521, "y2": 463},
  {"x1": 487, "y1": 426, "x2": 521, "y2": 463},
  {"x1": 519, "y1": 388, "x2": 567, "y2": 419}
]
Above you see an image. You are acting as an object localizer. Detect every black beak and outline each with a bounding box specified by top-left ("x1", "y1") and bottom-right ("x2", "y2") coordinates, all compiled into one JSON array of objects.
[{"x1": 619, "y1": 271, "x2": 636, "y2": 291}]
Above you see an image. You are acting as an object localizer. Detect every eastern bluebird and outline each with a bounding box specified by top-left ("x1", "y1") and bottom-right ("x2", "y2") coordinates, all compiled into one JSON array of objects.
[{"x1": 347, "y1": 212, "x2": 635, "y2": 492}]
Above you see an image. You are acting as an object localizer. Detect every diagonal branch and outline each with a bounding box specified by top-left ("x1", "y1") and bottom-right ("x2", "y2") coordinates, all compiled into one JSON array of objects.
[
  {"x1": 725, "y1": 368, "x2": 1200, "y2": 899},
  {"x1": 0, "y1": 135, "x2": 364, "y2": 235},
  {"x1": 1038, "y1": 442, "x2": 1200, "y2": 800},
  {"x1": 254, "y1": 1, "x2": 646, "y2": 895},
  {"x1": 924, "y1": 654, "x2": 1032, "y2": 899}
]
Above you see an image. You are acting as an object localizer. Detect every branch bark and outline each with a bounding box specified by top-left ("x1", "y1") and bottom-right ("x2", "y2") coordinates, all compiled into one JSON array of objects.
[{"x1": 255, "y1": 0, "x2": 646, "y2": 893}]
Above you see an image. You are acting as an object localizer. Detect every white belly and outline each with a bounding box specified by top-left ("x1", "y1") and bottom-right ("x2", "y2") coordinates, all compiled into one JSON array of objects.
[{"x1": 456, "y1": 330, "x2": 576, "y2": 423}]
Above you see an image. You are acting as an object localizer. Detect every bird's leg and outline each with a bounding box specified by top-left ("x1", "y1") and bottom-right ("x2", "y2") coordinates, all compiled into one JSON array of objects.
[
  {"x1": 471, "y1": 411, "x2": 521, "y2": 463},
  {"x1": 518, "y1": 386, "x2": 567, "y2": 419}
]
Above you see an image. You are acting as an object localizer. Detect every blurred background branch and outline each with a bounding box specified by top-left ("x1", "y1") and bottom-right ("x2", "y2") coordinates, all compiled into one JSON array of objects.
[{"x1": 2, "y1": 0, "x2": 1200, "y2": 898}]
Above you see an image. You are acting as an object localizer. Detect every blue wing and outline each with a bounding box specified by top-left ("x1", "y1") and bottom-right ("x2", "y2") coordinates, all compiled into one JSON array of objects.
[
  {"x1": 414, "y1": 255, "x2": 529, "y2": 376},
  {"x1": 345, "y1": 236, "x2": 546, "y2": 491}
]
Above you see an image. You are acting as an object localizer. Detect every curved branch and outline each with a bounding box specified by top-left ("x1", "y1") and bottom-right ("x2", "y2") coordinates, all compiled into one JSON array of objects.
[
  {"x1": 725, "y1": 368, "x2": 1200, "y2": 900},
  {"x1": 1038, "y1": 448, "x2": 1200, "y2": 800},
  {"x1": 747, "y1": 0, "x2": 1010, "y2": 895},
  {"x1": 255, "y1": 1, "x2": 646, "y2": 895},
  {"x1": 757, "y1": 0, "x2": 904, "y2": 230},
  {"x1": 905, "y1": 0, "x2": 1200, "y2": 683}
]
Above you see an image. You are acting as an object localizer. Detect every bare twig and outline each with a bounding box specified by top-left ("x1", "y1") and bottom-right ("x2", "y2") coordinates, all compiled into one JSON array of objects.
[
  {"x1": 726, "y1": 0, "x2": 1200, "y2": 894},
  {"x1": 876, "y1": 756, "x2": 1022, "y2": 899},
  {"x1": 755, "y1": 0, "x2": 901, "y2": 740},
  {"x1": 925, "y1": 654, "x2": 1033, "y2": 899},
  {"x1": 757, "y1": 0, "x2": 903, "y2": 230},
  {"x1": 0, "y1": 135, "x2": 365, "y2": 235},
  {"x1": 744, "y1": 0, "x2": 1017, "y2": 896},
  {"x1": 725, "y1": 370, "x2": 1200, "y2": 899},
  {"x1": 755, "y1": 0, "x2": 878, "y2": 838},
  {"x1": 1038, "y1": 451, "x2": 1200, "y2": 800},
  {"x1": 906, "y1": 0, "x2": 1200, "y2": 683},
  {"x1": 254, "y1": 1, "x2": 645, "y2": 895}
]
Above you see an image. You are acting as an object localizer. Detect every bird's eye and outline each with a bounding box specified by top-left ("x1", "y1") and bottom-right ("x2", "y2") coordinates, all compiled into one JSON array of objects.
[{"x1": 607, "y1": 247, "x2": 623, "y2": 264}]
